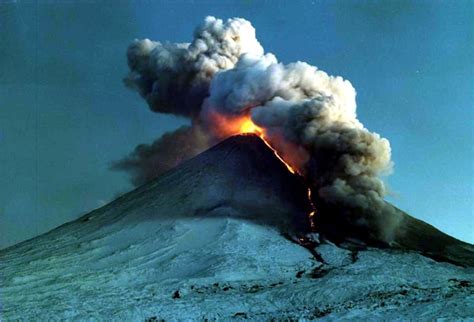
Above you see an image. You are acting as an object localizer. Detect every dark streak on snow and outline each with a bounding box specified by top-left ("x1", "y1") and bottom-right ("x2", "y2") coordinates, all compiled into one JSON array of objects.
[{"x1": 171, "y1": 290, "x2": 180, "y2": 299}]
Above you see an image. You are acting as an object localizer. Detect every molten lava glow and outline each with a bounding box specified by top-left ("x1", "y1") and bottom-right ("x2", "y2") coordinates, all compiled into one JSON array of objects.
[
  {"x1": 260, "y1": 137, "x2": 297, "y2": 174},
  {"x1": 307, "y1": 188, "x2": 317, "y2": 230},
  {"x1": 239, "y1": 117, "x2": 297, "y2": 174},
  {"x1": 209, "y1": 111, "x2": 317, "y2": 231},
  {"x1": 209, "y1": 112, "x2": 298, "y2": 174},
  {"x1": 239, "y1": 118, "x2": 263, "y2": 135},
  {"x1": 208, "y1": 113, "x2": 260, "y2": 138}
]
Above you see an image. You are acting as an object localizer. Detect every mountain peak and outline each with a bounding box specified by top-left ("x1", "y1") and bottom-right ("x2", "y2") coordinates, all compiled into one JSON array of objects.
[{"x1": 1, "y1": 134, "x2": 473, "y2": 320}]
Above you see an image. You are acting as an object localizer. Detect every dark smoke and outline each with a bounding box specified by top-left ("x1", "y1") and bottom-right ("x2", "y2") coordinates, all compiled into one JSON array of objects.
[
  {"x1": 116, "y1": 16, "x2": 263, "y2": 184},
  {"x1": 116, "y1": 16, "x2": 399, "y2": 242},
  {"x1": 123, "y1": 16, "x2": 263, "y2": 117},
  {"x1": 113, "y1": 125, "x2": 209, "y2": 186}
]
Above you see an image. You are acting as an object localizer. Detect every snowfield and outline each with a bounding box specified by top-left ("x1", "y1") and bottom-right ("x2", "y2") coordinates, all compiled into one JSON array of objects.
[{"x1": 1, "y1": 135, "x2": 473, "y2": 320}]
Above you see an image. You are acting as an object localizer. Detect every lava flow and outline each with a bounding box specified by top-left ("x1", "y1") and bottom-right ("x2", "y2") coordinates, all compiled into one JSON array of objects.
[
  {"x1": 307, "y1": 188, "x2": 317, "y2": 231},
  {"x1": 231, "y1": 116, "x2": 298, "y2": 175},
  {"x1": 219, "y1": 114, "x2": 318, "y2": 231},
  {"x1": 241, "y1": 120, "x2": 293, "y2": 175}
]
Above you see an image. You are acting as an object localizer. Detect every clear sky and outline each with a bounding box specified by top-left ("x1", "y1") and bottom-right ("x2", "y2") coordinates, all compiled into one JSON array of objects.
[{"x1": 1, "y1": 0, "x2": 472, "y2": 248}]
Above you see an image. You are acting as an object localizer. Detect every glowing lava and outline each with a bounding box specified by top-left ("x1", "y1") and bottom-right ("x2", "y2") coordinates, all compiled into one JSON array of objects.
[
  {"x1": 307, "y1": 187, "x2": 317, "y2": 231},
  {"x1": 209, "y1": 112, "x2": 317, "y2": 230},
  {"x1": 239, "y1": 118, "x2": 263, "y2": 135},
  {"x1": 235, "y1": 117, "x2": 318, "y2": 231},
  {"x1": 238, "y1": 117, "x2": 297, "y2": 174},
  {"x1": 260, "y1": 137, "x2": 297, "y2": 175}
]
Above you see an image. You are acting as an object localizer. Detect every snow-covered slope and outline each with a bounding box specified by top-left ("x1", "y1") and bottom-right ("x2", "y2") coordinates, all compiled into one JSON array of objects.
[{"x1": 1, "y1": 134, "x2": 473, "y2": 320}]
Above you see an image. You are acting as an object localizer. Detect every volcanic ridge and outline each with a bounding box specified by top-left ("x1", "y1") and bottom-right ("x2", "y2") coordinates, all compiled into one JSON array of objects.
[{"x1": 1, "y1": 134, "x2": 473, "y2": 320}]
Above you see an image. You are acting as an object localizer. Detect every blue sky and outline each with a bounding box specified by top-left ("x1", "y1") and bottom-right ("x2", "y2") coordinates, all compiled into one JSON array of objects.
[{"x1": 0, "y1": 0, "x2": 472, "y2": 248}]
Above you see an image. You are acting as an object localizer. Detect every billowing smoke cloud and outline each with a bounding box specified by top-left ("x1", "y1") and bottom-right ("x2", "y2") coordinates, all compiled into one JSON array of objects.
[
  {"x1": 202, "y1": 52, "x2": 397, "y2": 241},
  {"x1": 124, "y1": 16, "x2": 263, "y2": 117},
  {"x1": 113, "y1": 125, "x2": 209, "y2": 186},
  {"x1": 116, "y1": 16, "x2": 264, "y2": 183},
  {"x1": 117, "y1": 16, "x2": 398, "y2": 241}
]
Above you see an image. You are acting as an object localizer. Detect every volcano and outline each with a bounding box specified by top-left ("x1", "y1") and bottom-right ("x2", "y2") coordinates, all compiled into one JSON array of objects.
[{"x1": 1, "y1": 134, "x2": 473, "y2": 320}]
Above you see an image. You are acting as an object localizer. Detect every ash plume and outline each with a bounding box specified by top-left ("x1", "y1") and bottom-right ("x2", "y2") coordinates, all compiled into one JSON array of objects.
[
  {"x1": 118, "y1": 16, "x2": 263, "y2": 182},
  {"x1": 124, "y1": 16, "x2": 263, "y2": 117},
  {"x1": 113, "y1": 125, "x2": 209, "y2": 186},
  {"x1": 117, "y1": 16, "x2": 398, "y2": 241}
]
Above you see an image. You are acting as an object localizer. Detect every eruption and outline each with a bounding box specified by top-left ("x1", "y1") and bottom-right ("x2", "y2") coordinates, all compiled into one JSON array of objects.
[{"x1": 116, "y1": 16, "x2": 397, "y2": 242}]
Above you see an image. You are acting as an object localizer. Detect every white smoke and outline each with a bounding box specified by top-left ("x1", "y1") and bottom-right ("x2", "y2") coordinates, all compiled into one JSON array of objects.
[
  {"x1": 125, "y1": 16, "x2": 263, "y2": 117},
  {"x1": 116, "y1": 16, "x2": 265, "y2": 185},
  {"x1": 200, "y1": 45, "x2": 395, "y2": 240},
  {"x1": 118, "y1": 16, "x2": 397, "y2": 241}
]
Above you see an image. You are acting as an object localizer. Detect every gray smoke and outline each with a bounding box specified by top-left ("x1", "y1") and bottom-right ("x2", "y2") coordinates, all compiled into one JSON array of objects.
[
  {"x1": 113, "y1": 125, "x2": 209, "y2": 186},
  {"x1": 124, "y1": 16, "x2": 263, "y2": 117},
  {"x1": 117, "y1": 16, "x2": 264, "y2": 183},
  {"x1": 118, "y1": 16, "x2": 398, "y2": 241},
  {"x1": 201, "y1": 52, "x2": 397, "y2": 241}
]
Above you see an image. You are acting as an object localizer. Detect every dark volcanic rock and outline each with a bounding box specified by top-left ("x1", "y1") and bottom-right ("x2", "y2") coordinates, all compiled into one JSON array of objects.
[
  {"x1": 313, "y1": 185, "x2": 474, "y2": 267},
  {"x1": 1, "y1": 133, "x2": 473, "y2": 320},
  {"x1": 167, "y1": 133, "x2": 313, "y2": 231}
]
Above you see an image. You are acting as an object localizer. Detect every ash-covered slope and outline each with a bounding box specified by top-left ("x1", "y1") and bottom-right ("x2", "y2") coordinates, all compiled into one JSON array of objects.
[
  {"x1": 314, "y1": 199, "x2": 474, "y2": 267},
  {"x1": 1, "y1": 134, "x2": 473, "y2": 320}
]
